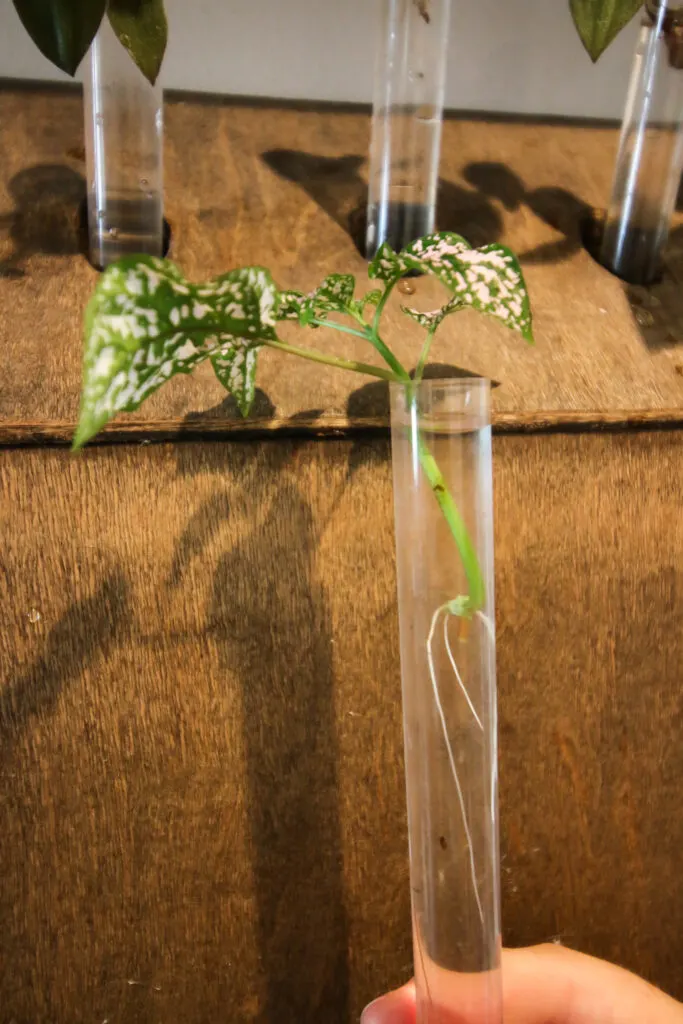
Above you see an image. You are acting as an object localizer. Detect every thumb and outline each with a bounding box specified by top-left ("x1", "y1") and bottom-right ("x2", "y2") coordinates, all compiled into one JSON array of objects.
[
  {"x1": 503, "y1": 944, "x2": 683, "y2": 1024},
  {"x1": 359, "y1": 947, "x2": 683, "y2": 1024}
]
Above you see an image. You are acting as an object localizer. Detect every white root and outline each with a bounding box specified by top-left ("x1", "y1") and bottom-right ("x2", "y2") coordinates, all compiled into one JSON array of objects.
[
  {"x1": 427, "y1": 604, "x2": 485, "y2": 925},
  {"x1": 444, "y1": 613, "x2": 484, "y2": 732}
]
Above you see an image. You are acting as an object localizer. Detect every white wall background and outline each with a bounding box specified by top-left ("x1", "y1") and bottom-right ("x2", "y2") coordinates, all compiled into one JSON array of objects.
[{"x1": 0, "y1": 0, "x2": 639, "y2": 120}]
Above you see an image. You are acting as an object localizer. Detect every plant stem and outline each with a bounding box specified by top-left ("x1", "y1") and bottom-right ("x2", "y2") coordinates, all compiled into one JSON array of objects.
[
  {"x1": 417, "y1": 431, "x2": 486, "y2": 615},
  {"x1": 311, "y1": 304, "x2": 410, "y2": 382},
  {"x1": 414, "y1": 325, "x2": 437, "y2": 384},
  {"x1": 265, "y1": 338, "x2": 398, "y2": 382},
  {"x1": 310, "y1": 319, "x2": 370, "y2": 342},
  {"x1": 369, "y1": 294, "x2": 484, "y2": 615},
  {"x1": 368, "y1": 331, "x2": 411, "y2": 381},
  {"x1": 368, "y1": 285, "x2": 411, "y2": 381},
  {"x1": 284, "y1": 302, "x2": 485, "y2": 617},
  {"x1": 372, "y1": 284, "x2": 394, "y2": 335}
]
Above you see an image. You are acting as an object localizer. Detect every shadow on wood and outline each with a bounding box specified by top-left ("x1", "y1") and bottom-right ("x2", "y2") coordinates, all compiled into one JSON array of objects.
[
  {"x1": 169, "y1": 448, "x2": 350, "y2": 1022},
  {"x1": 0, "y1": 163, "x2": 86, "y2": 278}
]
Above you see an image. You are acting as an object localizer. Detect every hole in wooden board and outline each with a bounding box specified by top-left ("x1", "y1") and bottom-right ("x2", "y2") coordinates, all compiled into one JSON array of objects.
[{"x1": 77, "y1": 198, "x2": 172, "y2": 271}]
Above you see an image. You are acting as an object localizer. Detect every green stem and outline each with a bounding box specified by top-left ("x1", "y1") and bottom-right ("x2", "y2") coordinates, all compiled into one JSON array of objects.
[
  {"x1": 287, "y1": 301, "x2": 483, "y2": 617},
  {"x1": 372, "y1": 283, "x2": 393, "y2": 335},
  {"x1": 310, "y1": 319, "x2": 370, "y2": 342},
  {"x1": 414, "y1": 325, "x2": 437, "y2": 384},
  {"x1": 265, "y1": 338, "x2": 399, "y2": 382},
  {"x1": 320, "y1": 308, "x2": 410, "y2": 382},
  {"x1": 417, "y1": 430, "x2": 486, "y2": 616},
  {"x1": 370, "y1": 292, "x2": 484, "y2": 614},
  {"x1": 368, "y1": 331, "x2": 410, "y2": 382},
  {"x1": 369, "y1": 284, "x2": 411, "y2": 381}
]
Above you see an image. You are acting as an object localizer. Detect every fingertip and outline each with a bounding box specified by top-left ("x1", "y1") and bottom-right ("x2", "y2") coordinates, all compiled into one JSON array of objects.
[{"x1": 361, "y1": 982, "x2": 416, "y2": 1024}]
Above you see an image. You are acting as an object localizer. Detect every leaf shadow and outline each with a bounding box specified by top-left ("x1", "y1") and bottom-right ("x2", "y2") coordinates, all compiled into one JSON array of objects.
[
  {"x1": 167, "y1": 447, "x2": 350, "y2": 1020},
  {"x1": 0, "y1": 163, "x2": 86, "y2": 276},
  {"x1": 0, "y1": 570, "x2": 129, "y2": 748},
  {"x1": 466, "y1": 161, "x2": 683, "y2": 352},
  {"x1": 184, "y1": 388, "x2": 277, "y2": 423},
  {"x1": 462, "y1": 162, "x2": 593, "y2": 265},
  {"x1": 166, "y1": 489, "x2": 232, "y2": 588},
  {"x1": 261, "y1": 148, "x2": 503, "y2": 255}
]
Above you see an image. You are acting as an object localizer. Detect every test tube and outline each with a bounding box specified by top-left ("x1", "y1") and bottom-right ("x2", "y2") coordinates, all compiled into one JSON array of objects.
[
  {"x1": 366, "y1": 0, "x2": 451, "y2": 258},
  {"x1": 391, "y1": 380, "x2": 502, "y2": 1024},
  {"x1": 600, "y1": 0, "x2": 683, "y2": 285},
  {"x1": 84, "y1": 17, "x2": 164, "y2": 269}
]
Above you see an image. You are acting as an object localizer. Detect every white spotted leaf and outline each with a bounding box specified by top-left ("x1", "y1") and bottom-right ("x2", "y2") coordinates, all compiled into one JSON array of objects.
[
  {"x1": 368, "y1": 242, "x2": 407, "y2": 284},
  {"x1": 295, "y1": 274, "x2": 357, "y2": 325},
  {"x1": 210, "y1": 345, "x2": 261, "y2": 417},
  {"x1": 74, "y1": 256, "x2": 279, "y2": 448},
  {"x1": 349, "y1": 289, "x2": 383, "y2": 318},
  {"x1": 401, "y1": 296, "x2": 461, "y2": 330},
  {"x1": 312, "y1": 274, "x2": 355, "y2": 313},
  {"x1": 400, "y1": 232, "x2": 533, "y2": 342},
  {"x1": 277, "y1": 290, "x2": 306, "y2": 322}
]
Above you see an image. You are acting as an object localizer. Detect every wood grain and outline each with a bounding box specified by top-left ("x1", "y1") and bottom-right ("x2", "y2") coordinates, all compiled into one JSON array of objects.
[
  {"x1": 1, "y1": 431, "x2": 681, "y2": 1021},
  {"x1": 1, "y1": 86, "x2": 683, "y2": 438},
  {"x1": 2, "y1": 408, "x2": 683, "y2": 447}
]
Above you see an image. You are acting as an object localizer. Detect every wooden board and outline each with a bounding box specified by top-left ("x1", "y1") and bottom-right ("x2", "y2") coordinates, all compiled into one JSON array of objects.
[
  {"x1": 1, "y1": 85, "x2": 683, "y2": 443},
  {"x1": 1, "y1": 431, "x2": 682, "y2": 1022}
]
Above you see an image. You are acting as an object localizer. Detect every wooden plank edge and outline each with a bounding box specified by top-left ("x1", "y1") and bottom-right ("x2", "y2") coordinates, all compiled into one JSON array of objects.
[
  {"x1": 0, "y1": 80, "x2": 622, "y2": 130},
  {"x1": 1, "y1": 410, "x2": 682, "y2": 449}
]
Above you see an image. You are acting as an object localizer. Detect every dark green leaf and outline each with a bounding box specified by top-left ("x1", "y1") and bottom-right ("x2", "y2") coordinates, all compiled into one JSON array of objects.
[
  {"x1": 12, "y1": 0, "x2": 105, "y2": 75},
  {"x1": 74, "y1": 256, "x2": 279, "y2": 448},
  {"x1": 400, "y1": 232, "x2": 534, "y2": 342},
  {"x1": 570, "y1": 0, "x2": 643, "y2": 61},
  {"x1": 108, "y1": 0, "x2": 168, "y2": 85}
]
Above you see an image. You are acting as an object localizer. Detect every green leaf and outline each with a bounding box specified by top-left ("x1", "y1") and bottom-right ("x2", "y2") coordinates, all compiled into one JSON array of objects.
[
  {"x1": 360, "y1": 289, "x2": 382, "y2": 309},
  {"x1": 570, "y1": 0, "x2": 643, "y2": 61},
  {"x1": 74, "y1": 256, "x2": 279, "y2": 448},
  {"x1": 400, "y1": 232, "x2": 534, "y2": 343},
  {"x1": 210, "y1": 346, "x2": 261, "y2": 417},
  {"x1": 278, "y1": 276, "x2": 378, "y2": 327},
  {"x1": 294, "y1": 274, "x2": 358, "y2": 325},
  {"x1": 277, "y1": 290, "x2": 306, "y2": 322},
  {"x1": 368, "y1": 242, "x2": 406, "y2": 284},
  {"x1": 311, "y1": 274, "x2": 356, "y2": 314},
  {"x1": 278, "y1": 277, "x2": 378, "y2": 326},
  {"x1": 108, "y1": 0, "x2": 168, "y2": 85},
  {"x1": 349, "y1": 289, "x2": 383, "y2": 318},
  {"x1": 12, "y1": 0, "x2": 105, "y2": 76}
]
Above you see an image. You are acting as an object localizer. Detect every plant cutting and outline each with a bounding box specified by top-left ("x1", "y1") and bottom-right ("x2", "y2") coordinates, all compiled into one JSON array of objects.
[
  {"x1": 73, "y1": 231, "x2": 532, "y2": 1023},
  {"x1": 11, "y1": 0, "x2": 168, "y2": 269},
  {"x1": 571, "y1": 1, "x2": 683, "y2": 285}
]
